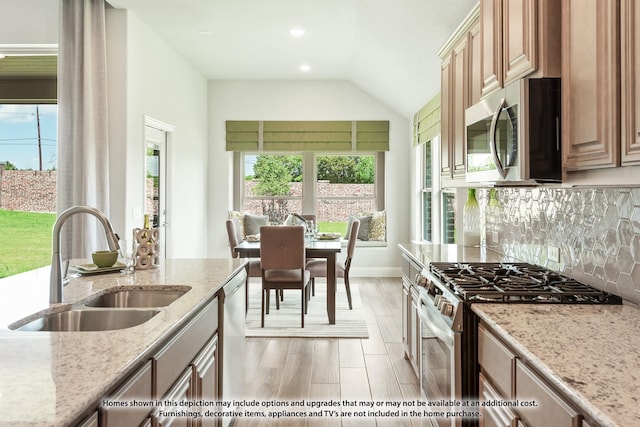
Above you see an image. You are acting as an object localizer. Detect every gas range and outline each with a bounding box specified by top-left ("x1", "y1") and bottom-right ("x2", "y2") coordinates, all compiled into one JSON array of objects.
[{"x1": 428, "y1": 262, "x2": 623, "y2": 304}]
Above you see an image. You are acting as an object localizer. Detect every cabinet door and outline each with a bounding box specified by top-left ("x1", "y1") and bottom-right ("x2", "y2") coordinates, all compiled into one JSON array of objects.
[
  {"x1": 515, "y1": 361, "x2": 580, "y2": 427},
  {"x1": 469, "y1": 19, "x2": 483, "y2": 106},
  {"x1": 100, "y1": 361, "x2": 153, "y2": 427},
  {"x1": 481, "y1": 0, "x2": 503, "y2": 97},
  {"x1": 441, "y1": 54, "x2": 453, "y2": 179},
  {"x1": 402, "y1": 279, "x2": 411, "y2": 357},
  {"x1": 154, "y1": 369, "x2": 192, "y2": 427},
  {"x1": 621, "y1": 0, "x2": 640, "y2": 165},
  {"x1": 193, "y1": 335, "x2": 219, "y2": 427},
  {"x1": 502, "y1": 0, "x2": 537, "y2": 85},
  {"x1": 562, "y1": 0, "x2": 620, "y2": 170},
  {"x1": 479, "y1": 374, "x2": 517, "y2": 427},
  {"x1": 452, "y1": 36, "x2": 469, "y2": 179}
]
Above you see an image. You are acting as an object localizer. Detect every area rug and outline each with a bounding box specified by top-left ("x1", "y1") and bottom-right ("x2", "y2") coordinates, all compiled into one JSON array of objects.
[{"x1": 245, "y1": 280, "x2": 368, "y2": 338}]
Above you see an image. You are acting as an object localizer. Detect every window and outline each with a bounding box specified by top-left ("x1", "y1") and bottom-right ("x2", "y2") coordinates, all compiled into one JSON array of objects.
[
  {"x1": 421, "y1": 140, "x2": 433, "y2": 241},
  {"x1": 237, "y1": 152, "x2": 385, "y2": 239},
  {"x1": 0, "y1": 52, "x2": 58, "y2": 278},
  {"x1": 442, "y1": 191, "x2": 456, "y2": 244},
  {"x1": 242, "y1": 154, "x2": 303, "y2": 225}
]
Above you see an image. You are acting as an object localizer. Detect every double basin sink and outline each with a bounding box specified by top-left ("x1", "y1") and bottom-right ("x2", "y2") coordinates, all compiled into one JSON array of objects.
[{"x1": 10, "y1": 288, "x2": 190, "y2": 332}]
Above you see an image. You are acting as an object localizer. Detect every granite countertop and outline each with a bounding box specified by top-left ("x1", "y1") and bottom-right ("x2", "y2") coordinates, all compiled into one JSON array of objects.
[
  {"x1": 399, "y1": 242, "x2": 639, "y2": 427},
  {"x1": 473, "y1": 303, "x2": 640, "y2": 427},
  {"x1": 398, "y1": 242, "x2": 515, "y2": 267},
  {"x1": 0, "y1": 258, "x2": 247, "y2": 427}
]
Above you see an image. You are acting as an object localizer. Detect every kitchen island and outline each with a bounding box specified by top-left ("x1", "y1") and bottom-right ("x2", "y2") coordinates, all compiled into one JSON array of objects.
[
  {"x1": 399, "y1": 242, "x2": 640, "y2": 427},
  {"x1": 0, "y1": 258, "x2": 247, "y2": 427}
]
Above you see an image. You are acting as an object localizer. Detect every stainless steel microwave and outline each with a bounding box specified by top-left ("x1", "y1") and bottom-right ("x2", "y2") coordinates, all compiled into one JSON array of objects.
[{"x1": 465, "y1": 77, "x2": 561, "y2": 185}]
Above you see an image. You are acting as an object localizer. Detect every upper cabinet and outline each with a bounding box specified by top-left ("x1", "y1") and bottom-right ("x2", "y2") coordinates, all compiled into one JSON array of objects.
[
  {"x1": 562, "y1": 0, "x2": 640, "y2": 172},
  {"x1": 481, "y1": 0, "x2": 561, "y2": 98},
  {"x1": 621, "y1": 0, "x2": 640, "y2": 165},
  {"x1": 439, "y1": 6, "x2": 480, "y2": 186},
  {"x1": 562, "y1": 0, "x2": 620, "y2": 170},
  {"x1": 437, "y1": 0, "x2": 560, "y2": 186}
]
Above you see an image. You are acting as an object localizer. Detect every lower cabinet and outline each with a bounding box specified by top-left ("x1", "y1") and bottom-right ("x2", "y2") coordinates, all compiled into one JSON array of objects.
[
  {"x1": 478, "y1": 322, "x2": 593, "y2": 427},
  {"x1": 99, "y1": 296, "x2": 220, "y2": 427},
  {"x1": 479, "y1": 374, "x2": 517, "y2": 427}
]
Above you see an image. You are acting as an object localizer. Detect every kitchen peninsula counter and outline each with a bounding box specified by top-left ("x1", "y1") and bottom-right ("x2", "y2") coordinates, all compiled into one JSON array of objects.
[
  {"x1": 0, "y1": 258, "x2": 247, "y2": 427},
  {"x1": 473, "y1": 303, "x2": 640, "y2": 427}
]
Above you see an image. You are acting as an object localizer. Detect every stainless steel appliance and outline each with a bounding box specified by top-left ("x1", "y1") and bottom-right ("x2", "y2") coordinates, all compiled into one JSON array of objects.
[
  {"x1": 415, "y1": 262, "x2": 622, "y2": 427},
  {"x1": 465, "y1": 78, "x2": 561, "y2": 184}
]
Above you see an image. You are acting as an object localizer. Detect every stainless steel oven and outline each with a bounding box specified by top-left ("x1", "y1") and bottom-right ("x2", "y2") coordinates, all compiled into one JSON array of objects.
[{"x1": 417, "y1": 270, "x2": 463, "y2": 427}]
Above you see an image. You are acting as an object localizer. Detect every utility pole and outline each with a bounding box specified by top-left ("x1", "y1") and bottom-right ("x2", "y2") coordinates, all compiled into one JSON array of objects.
[{"x1": 36, "y1": 105, "x2": 42, "y2": 171}]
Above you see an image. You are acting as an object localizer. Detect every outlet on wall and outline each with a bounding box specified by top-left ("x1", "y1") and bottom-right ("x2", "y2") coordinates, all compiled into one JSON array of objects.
[{"x1": 547, "y1": 245, "x2": 560, "y2": 263}]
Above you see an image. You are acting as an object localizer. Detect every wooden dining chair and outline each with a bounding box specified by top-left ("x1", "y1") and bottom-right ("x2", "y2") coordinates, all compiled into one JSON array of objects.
[
  {"x1": 306, "y1": 218, "x2": 360, "y2": 310},
  {"x1": 260, "y1": 225, "x2": 311, "y2": 328}
]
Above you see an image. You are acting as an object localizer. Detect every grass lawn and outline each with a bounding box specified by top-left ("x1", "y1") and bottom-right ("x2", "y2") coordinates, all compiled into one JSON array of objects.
[
  {"x1": 318, "y1": 221, "x2": 347, "y2": 236},
  {"x1": 0, "y1": 209, "x2": 56, "y2": 278}
]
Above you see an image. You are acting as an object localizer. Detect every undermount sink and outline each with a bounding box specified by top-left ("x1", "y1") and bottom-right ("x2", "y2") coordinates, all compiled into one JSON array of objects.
[
  {"x1": 83, "y1": 288, "x2": 189, "y2": 308},
  {"x1": 11, "y1": 308, "x2": 160, "y2": 332}
]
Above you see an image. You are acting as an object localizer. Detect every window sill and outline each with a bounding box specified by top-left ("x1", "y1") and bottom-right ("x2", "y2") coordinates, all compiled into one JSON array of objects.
[{"x1": 342, "y1": 239, "x2": 387, "y2": 248}]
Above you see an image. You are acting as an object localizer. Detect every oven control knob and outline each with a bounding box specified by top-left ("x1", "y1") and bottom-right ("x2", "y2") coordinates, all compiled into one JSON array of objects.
[
  {"x1": 440, "y1": 301, "x2": 454, "y2": 317},
  {"x1": 433, "y1": 295, "x2": 443, "y2": 307}
]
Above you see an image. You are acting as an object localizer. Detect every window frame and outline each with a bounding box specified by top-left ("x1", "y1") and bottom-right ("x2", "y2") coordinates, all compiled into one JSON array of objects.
[{"x1": 233, "y1": 151, "x2": 386, "y2": 243}]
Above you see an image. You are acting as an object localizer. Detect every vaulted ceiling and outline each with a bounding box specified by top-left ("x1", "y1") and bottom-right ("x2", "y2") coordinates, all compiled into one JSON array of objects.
[{"x1": 107, "y1": 0, "x2": 477, "y2": 118}]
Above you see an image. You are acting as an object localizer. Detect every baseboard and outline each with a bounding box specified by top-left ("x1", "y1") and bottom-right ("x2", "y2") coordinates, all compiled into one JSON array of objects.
[{"x1": 349, "y1": 267, "x2": 401, "y2": 278}]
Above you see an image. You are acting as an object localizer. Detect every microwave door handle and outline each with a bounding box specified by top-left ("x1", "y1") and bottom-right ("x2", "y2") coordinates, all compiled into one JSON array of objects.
[{"x1": 489, "y1": 98, "x2": 508, "y2": 179}]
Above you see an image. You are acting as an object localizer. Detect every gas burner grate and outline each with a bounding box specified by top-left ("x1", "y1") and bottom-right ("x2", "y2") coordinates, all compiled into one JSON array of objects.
[{"x1": 429, "y1": 262, "x2": 622, "y2": 304}]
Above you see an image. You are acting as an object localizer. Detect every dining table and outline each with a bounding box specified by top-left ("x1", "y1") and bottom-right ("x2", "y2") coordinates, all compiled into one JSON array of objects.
[{"x1": 234, "y1": 239, "x2": 343, "y2": 324}]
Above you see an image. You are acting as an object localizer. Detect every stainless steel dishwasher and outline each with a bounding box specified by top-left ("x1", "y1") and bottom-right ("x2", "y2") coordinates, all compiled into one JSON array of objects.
[{"x1": 220, "y1": 268, "x2": 247, "y2": 427}]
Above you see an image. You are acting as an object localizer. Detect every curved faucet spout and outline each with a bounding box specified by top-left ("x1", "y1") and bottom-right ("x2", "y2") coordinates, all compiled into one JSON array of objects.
[{"x1": 50, "y1": 206, "x2": 120, "y2": 304}]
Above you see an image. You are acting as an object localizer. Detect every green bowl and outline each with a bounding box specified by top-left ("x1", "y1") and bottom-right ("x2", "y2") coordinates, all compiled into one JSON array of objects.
[{"x1": 91, "y1": 250, "x2": 119, "y2": 268}]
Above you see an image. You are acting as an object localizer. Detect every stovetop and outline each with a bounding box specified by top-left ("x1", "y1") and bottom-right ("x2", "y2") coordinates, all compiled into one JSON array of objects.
[{"x1": 429, "y1": 262, "x2": 623, "y2": 304}]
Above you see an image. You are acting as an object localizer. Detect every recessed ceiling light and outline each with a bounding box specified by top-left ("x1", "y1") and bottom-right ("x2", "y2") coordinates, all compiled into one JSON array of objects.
[
  {"x1": 299, "y1": 64, "x2": 311, "y2": 72},
  {"x1": 197, "y1": 29, "x2": 212, "y2": 35},
  {"x1": 290, "y1": 28, "x2": 305, "y2": 37}
]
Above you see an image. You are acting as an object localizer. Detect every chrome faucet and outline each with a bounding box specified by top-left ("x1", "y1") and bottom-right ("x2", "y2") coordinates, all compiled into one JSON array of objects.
[{"x1": 50, "y1": 206, "x2": 120, "y2": 303}]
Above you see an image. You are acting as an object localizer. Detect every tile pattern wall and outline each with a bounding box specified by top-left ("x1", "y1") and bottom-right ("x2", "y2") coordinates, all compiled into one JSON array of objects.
[{"x1": 481, "y1": 187, "x2": 640, "y2": 304}]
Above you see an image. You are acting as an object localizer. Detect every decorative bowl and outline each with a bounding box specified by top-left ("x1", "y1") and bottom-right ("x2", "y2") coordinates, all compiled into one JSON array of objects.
[{"x1": 91, "y1": 250, "x2": 119, "y2": 268}]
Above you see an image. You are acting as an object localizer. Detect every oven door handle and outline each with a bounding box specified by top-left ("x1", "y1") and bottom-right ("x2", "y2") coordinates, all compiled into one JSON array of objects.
[{"x1": 419, "y1": 303, "x2": 455, "y2": 346}]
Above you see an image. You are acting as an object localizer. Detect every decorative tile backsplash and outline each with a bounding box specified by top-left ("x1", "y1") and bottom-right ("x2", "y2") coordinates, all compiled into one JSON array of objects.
[{"x1": 480, "y1": 187, "x2": 640, "y2": 304}]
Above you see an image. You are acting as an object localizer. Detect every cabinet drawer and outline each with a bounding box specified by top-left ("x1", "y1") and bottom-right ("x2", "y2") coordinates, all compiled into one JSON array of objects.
[
  {"x1": 479, "y1": 374, "x2": 516, "y2": 427},
  {"x1": 154, "y1": 297, "x2": 218, "y2": 398},
  {"x1": 515, "y1": 360, "x2": 580, "y2": 427},
  {"x1": 100, "y1": 361, "x2": 153, "y2": 427},
  {"x1": 401, "y1": 254, "x2": 421, "y2": 282},
  {"x1": 478, "y1": 323, "x2": 516, "y2": 398}
]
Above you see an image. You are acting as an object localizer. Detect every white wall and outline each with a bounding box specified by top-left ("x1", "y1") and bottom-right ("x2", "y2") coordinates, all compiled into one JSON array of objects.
[
  {"x1": 0, "y1": 0, "x2": 58, "y2": 44},
  {"x1": 106, "y1": 9, "x2": 209, "y2": 258},
  {"x1": 207, "y1": 80, "x2": 410, "y2": 276}
]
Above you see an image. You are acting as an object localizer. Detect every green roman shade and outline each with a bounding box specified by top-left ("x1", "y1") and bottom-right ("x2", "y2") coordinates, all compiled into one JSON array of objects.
[
  {"x1": 413, "y1": 93, "x2": 440, "y2": 146},
  {"x1": 226, "y1": 120, "x2": 389, "y2": 152}
]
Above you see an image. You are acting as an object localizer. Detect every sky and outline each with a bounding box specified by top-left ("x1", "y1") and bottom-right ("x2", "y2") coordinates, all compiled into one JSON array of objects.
[{"x1": 0, "y1": 104, "x2": 58, "y2": 170}]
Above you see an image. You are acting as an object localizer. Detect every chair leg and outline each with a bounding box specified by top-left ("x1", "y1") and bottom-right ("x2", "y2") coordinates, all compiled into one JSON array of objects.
[
  {"x1": 265, "y1": 287, "x2": 270, "y2": 315},
  {"x1": 301, "y1": 288, "x2": 305, "y2": 328},
  {"x1": 311, "y1": 278, "x2": 315, "y2": 296},
  {"x1": 261, "y1": 287, "x2": 266, "y2": 328},
  {"x1": 344, "y1": 274, "x2": 353, "y2": 310},
  {"x1": 275, "y1": 289, "x2": 280, "y2": 310}
]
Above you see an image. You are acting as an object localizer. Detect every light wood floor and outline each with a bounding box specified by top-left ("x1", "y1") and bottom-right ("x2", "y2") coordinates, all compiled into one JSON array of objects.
[{"x1": 235, "y1": 277, "x2": 422, "y2": 427}]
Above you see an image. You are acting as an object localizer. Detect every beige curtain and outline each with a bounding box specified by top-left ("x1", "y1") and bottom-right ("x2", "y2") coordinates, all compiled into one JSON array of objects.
[{"x1": 57, "y1": 0, "x2": 110, "y2": 258}]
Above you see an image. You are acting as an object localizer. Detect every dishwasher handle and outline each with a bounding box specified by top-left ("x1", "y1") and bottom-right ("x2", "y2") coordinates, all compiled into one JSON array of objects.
[{"x1": 223, "y1": 271, "x2": 246, "y2": 299}]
